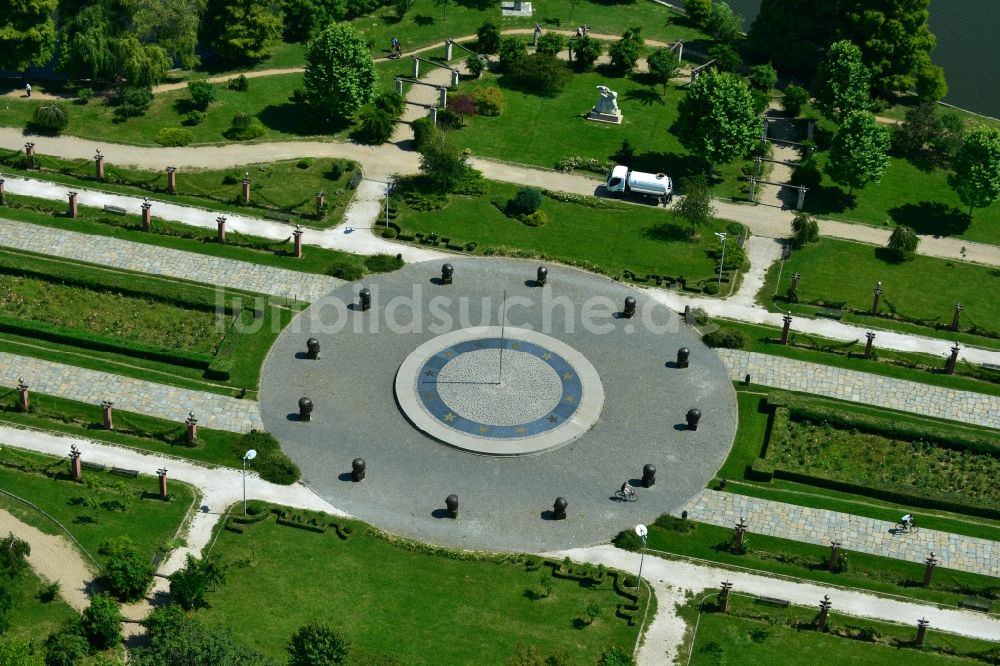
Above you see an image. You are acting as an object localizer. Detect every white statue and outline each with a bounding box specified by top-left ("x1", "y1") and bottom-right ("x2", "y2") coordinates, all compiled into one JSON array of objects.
[{"x1": 594, "y1": 85, "x2": 620, "y2": 115}]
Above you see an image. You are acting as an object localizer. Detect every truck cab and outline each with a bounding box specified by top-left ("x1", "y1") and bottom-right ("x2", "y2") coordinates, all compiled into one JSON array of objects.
[{"x1": 606, "y1": 165, "x2": 630, "y2": 193}]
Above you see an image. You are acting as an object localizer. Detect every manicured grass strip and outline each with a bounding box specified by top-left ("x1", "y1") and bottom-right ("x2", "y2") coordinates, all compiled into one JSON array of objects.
[
  {"x1": 641, "y1": 519, "x2": 999, "y2": 610},
  {"x1": 682, "y1": 593, "x2": 999, "y2": 665},
  {"x1": 0, "y1": 448, "x2": 196, "y2": 561},
  {"x1": 712, "y1": 319, "x2": 1000, "y2": 396},
  {"x1": 3, "y1": 567, "x2": 78, "y2": 643},
  {"x1": 202, "y1": 508, "x2": 648, "y2": 665},
  {"x1": 1, "y1": 194, "x2": 368, "y2": 278},
  {"x1": 761, "y1": 237, "x2": 1000, "y2": 346}
]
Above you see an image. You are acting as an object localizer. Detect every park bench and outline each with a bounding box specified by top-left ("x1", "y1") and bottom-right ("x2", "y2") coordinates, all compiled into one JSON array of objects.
[
  {"x1": 959, "y1": 597, "x2": 993, "y2": 613},
  {"x1": 756, "y1": 596, "x2": 791, "y2": 608},
  {"x1": 264, "y1": 211, "x2": 293, "y2": 223},
  {"x1": 103, "y1": 204, "x2": 127, "y2": 215},
  {"x1": 110, "y1": 466, "x2": 139, "y2": 478},
  {"x1": 80, "y1": 461, "x2": 106, "y2": 472},
  {"x1": 815, "y1": 308, "x2": 844, "y2": 321},
  {"x1": 348, "y1": 172, "x2": 363, "y2": 190}
]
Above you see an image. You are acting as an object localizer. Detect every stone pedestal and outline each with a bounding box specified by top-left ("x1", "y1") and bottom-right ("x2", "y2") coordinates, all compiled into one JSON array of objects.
[
  {"x1": 864, "y1": 332, "x2": 875, "y2": 358},
  {"x1": 871, "y1": 282, "x2": 883, "y2": 315},
  {"x1": 781, "y1": 315, "x2": 792, "y2": 344},
  {"x1": 67, "y1": 191, "x2": 78, "y2": 218},
  {"x1": 315, "y1": 192, "x2": 326, "y2": 217},
  {"x1": 0, "y1": 177, "x2": 5, "y2": 205},
  {"x1": 945, "y1": 344, "x2": 960, "y2": 375},
  {"x1": 241, "y1": 173, "x2": 251, "y2": 204},
  {"x1": 158, "y1": 468, "x2": 169, "y2": 500},
  {"x1": 719, "y1": 581, "x2": 733, "y2": 612},
  {"x1": 293, "y1": 227, "x2": 304, "y2": 258},
  {"x1": 922, "y1": 552, "x2": 938, "y2": 587},
  {"x1": 102, "y1": 400, "x2": 114, "y2": 430},
  {"x1": 17, "y1": 379, "x2": 29, "y2": 411},
  {"x1": 141, "y1": 201, "x2": 152, "y2": 231},
  {"x1": 24, "y1": 142, "x2": 35, "y2": 170},
  {"x1": 94, "y1": 151, "x2": 105, "y2": 181},
  {"x1": 70, "y1": 447, "x2": 82, "y2": 482},
  {"x1": 818, "y1": 595, "x2": 832, "y2": 631},
  {"x1": 952, "y1": 303, "x2": 963, "y2": 331},
  {"x1": 217, "y1": 216, "x2": 227, "y2": 243},
  {"x1": 185, "y1": 412, "x2": 198, "y2": 444},
  {"x1": 167, "y1": 166, "x2": 177, "y2": 193},
  {"x1": 501, "y1": 0, "x2": 532, "y2": 16}
]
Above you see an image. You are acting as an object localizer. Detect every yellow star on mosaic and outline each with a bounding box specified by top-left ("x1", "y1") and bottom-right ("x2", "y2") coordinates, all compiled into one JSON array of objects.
[
  {"x1": 515, "y1": 426, "x2": 526, "y2": 434},
  {"x1": 421, "y1": 391, "x2": 436, "y2": 400},
  {"x1": 564, "y1": 395, "x2": 576, "y2": 403},
  {"x1": 542, "y1": 353, "x2": 552, "y2": 360},
  {"x1": 563, "y1": 372, "x2": 574, "y2": 380},
  {"x1": 443, "y1": 350, "x2": 455, "y2": 358},
  {"x1": 442, "y1": 412, "x2": 456, "y2": 422},
  {"x1": 511, "y1": 342, "x2": 521, "y2": 350},
  {"x1": 479, "y1": 425, "x2": 490, "y2": 434}
]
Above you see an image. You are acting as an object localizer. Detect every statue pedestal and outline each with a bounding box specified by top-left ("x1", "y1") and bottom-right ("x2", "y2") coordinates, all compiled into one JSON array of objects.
[
  {"x1": 586, "y1": 109, "x2": 623, "y2": 125},
  {"x1": 501, "y1": 0, "x2": 532, "y2": 16}
]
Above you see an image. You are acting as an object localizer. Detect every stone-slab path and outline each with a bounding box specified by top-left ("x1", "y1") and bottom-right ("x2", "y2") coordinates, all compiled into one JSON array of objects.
[
  {"x1": 679, "y1": 490, "x2": 999, "y2": 577},
  {"x1": 0, "y1": 218, "x2": 340, "y2": 301},
  {"x1": 717, "y1": 349, "x2": 1000, "y2": 429},
  {"x1": 0, "y1": 353, "x2": 263, "y2": 432}
]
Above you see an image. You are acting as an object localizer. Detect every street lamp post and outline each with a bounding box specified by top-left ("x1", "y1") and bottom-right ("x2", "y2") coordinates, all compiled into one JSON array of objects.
[
  {"x1": 242, "y1": 449, "x2": 257, "y2": 515},
  {"x1": 385, "y1": 175, "x2": 396, "y2": 228},
  {"x1": 634, "y1": 524, "x2": 648, "y2": 591},
  {"x1": 714, "y1": 232, "x2": 728, "y2": 288}
]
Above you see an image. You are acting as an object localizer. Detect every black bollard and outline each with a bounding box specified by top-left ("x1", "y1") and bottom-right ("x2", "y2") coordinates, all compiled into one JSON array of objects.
[
  {"x1": 306, "y1": 338, "x2": 321, "y2": 359},
  {"x1": 642, "y1": 464, "x2": 656, "y2": 488},
  {"x1": 686, "y1": 408, "x2": 701, "y2": 431},
  {"x1": 441, "y1": 263, "x2": 454, "y2": 285},
  {"x1": 359, "y1": 287, "x2": 371, "y2": 311},
  {"x1": 351, "y1": 458, "x2": 366, "y2": 482},
  {"x1": 445, "y1": 494, "x2": 459, "y2": 519},
  {"x1": 553, "y1": 497, "x2": 567, "y2": 520},
  {"x1": 298, "y1": 397, "x2": 314, "y2": 422},
  {"x1": 623, "y1": 296, "x2": 637, "y2": 319},
  {"x1": 676, "y1": 347, "x2": 690, "y2": 368},
  {"x1": 743, "y1": 373, "x2": 751, "y2": 386},
  {"x1": 536, "y1": 266, "x2": 548, "y2": 286}
]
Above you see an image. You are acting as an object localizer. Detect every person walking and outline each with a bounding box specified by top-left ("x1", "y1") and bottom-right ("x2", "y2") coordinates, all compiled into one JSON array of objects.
[{"x1": 25, "y1": 83, "x2": 31, "y2": 98}]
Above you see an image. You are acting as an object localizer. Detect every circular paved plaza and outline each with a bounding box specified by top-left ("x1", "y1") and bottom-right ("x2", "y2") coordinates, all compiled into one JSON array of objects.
[{"x1": 260, "y1": 258, "x2": 737, "y2": 552}]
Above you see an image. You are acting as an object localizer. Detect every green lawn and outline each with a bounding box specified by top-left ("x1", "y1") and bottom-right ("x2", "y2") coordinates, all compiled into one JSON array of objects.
[
  {"x1": 3, "y1": 567, "x2": 78, "y2": 645},
  {"x1": 682, "y1": 594, "x2": 999, "y2": 665},
  {"x1": 761, "y1": 237, "x2": 1000, "y2": 343},
  {"x1": 0, "y1": 448, "x2": 195, "y2": 560},
  {"x1": 201, "y1": 508, "x2": 649, "y2": 665},
  {"x1": 396, "y1": 180, "x2": 734, "y2": 281}
]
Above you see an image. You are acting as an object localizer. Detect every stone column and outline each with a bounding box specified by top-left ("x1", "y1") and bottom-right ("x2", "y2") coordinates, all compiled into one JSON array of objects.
[
  {"x1": 945, "y1": 344, "x2": 960, "y2": 375},
  {"x1": 241, "y1": 172, "x2": 251, "y2": 204},
  {"x1": 429, "y1": 106, "x2": 438, "y2": 124},
  {"x1": 412, "y1": 56, "x2": 420, "y2": 78},
  {"x1": 67, "y1": 191, "x2": 78, "y2": 218},
  {"x1": 733, "y1": 518, "x2": 747, "y2": 552},
  {"x1": 185, "y1": 412, "x2": 198, "y2": 445},
  {"x1": 871, "y1": 282, "x2": 883, "y2": 315},
  {"x1": 69, "y1": 444, "x2": 82, "y2": 482},
  {"x1": 293, "y1": 226, "x2": 304, "y2": 258},
  {"x1": 0, "y1": 175, "x2": 6, "y2": 205},
  {"x1": 719, "y1": 581, "x2": 733, "y2": 612},
  {"x1": 451, "y1": 69, "x2": 460, "y2": 87},
  {"x1": 780, "y1": 315, "x2": 792, "y2": 344},
  {"x1": 787, "y1": 272, "x2": 800, "y2": 302},
  {"x1": 24, "y1": 142, "x2": 35, "y2": 169},
  {"x1": 676, "y1": 42, "x2": 684, "y2": 61},
  {"x1": 748, "y1": 176, "x2": 757, "y2": 200},
  {"x1": 94, "y1": 149, "x2": 104, "y2": 181},
  {"x1": 828, "y1": 541, "x2": 841, "y2": 572},
  {"x1": 101, "y1": 399, "x2": 114, "y2": 430},
  {"x1": 922, "y1": 552, "x2": 938, "y2": 587},
  {"x1": 395, "y1": 77, "x2": 403, "y2": 95},
  {"x1": 915, "y1": 618, "x2": 929, "y2": 647},
  {"x1": 316, "y1": 191, "x2": 326, "y2": 218},
  {"x1": 533, "y1": 24, "x2": 541, "y2": 46},
  {"x1": 141, "y1": 199, "x2": 152, "y2": 231},
  {"x1": 157, "y1": 467, "x2": 169, "y2": 500},
  {"x1": 17, "y1": 378, "x2": 29, "y2": 411},
  {"x1": 817, "y1": 595, "x2": 832, "y2": 631},
  {"x1": 166, "y1": 166, "x2": 177, "y2": 194},
  {"x1": 445, "y1": 39, "x2": 453, "y2": 60},
  {"x1": 438, "y1": 87, "x2": 448, "y2": 108},
  {"x1": 796, "y1": 186, "x2": 807, "y2": 210},
  {"x1": 952, "y1": 303, "x2": 963, "y2": 331},
  {"x1": 217, "y1": 216, "x2": 227, "y2": 243},
  {"x1": 864, "y1": 332, "x2": 876, "y2": 359}
]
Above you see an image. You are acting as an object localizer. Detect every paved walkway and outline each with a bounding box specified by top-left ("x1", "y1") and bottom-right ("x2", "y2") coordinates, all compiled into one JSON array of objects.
[
  {"x1": 0, "y1": 353, "x2": 263, "y2": 432},
  {"x1": 717, "y1": 349, "x2": 1000, "y2": 429},
  {"x1": 0, "y1": 218, "x2": 340, "y2": 301},
  {"x1": 679, "y1": 490, "x2": 999, "y2": 577}
]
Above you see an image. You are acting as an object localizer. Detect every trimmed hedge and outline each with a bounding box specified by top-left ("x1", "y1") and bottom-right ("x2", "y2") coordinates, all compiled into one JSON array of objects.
[{"x1": 239, "y1": 431, "x2": 300, "y2": 485}]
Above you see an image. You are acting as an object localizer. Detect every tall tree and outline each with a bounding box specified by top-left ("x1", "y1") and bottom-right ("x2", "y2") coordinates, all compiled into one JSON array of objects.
[
  {"x1": 98, "y1": 536, "x2": 153, "y2": 602},
  {"x1": 706, "y1": 1, "x2": 743, "y2": 43},
  {"x1": 914, "y1": 54, "x2": 948, "y2": 103},
  {"x1": 304, "y1": 22, "x2": 377, "y2": 120},
  {"x1": 747, "y1": 0, "x2": 838, "y2": 77},
  {"x1": 836, "y1": 0, "x2": 935, "y2": 93},
  {"x1": 132, "y1": 605, "x2": 276, "y2": 666},
  {"x1": 0, "y1": 533, "x2": 30, "y2": 575},
  {"x1": 169, "y1": 553, "x2": 229, "y2": 611},
  {"x1": 646, "y1": 48, "x2": 679, "y2": 95},
  {"x1": 949, "y1": 128, "x2": 1000, "y2": 217},
  {"x1": 418, "y1": 131, "x2": 473, "y2": 193},
  {"x1": 826, "y1": 110, "x2": 891, "y2": 194},
  {"x1": 674, "y1": 174, "x2": 715, "y2": 238},
  {"x1": 813, "y1": 40, "x2": 870, "y2": 121},
  {"x1": 201, "y1": 0, "x2": 284, "y2": 61},
  {"x1": 608, "y1": 26, "x2": 645, "y2": 75},
  {"x1": 673, "y1": 69, "x2": 759, "y2": 173},
  {"x1": 81, "y1": 593, "x2": 122, "y2": 650},
  {"x1": 125, "y1": 0, "x2": 207, "y2": 69},
  {"x1": 0, "y1": 0, "x2": 58, "y2": 72}
]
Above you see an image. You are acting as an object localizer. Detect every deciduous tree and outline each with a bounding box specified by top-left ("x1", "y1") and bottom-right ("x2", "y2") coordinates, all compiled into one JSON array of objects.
[
  {"x1": 706, "y1": 1, "x2": 743, "y2": 43},
  {"x1": 673, "y1": 69, "x2": 759, "y2": 173},
  {"x1": 126, "y1": 0, "x2": 206, "y2": 69},
  {"x1": 646, "y1": 48, "x2": 678, "y2": 95},
  {"x1": 0, "y1": 0, "x2": 57, "y2": 72},
  {"x1": 885, "y1": 225, "x2": 919, "y2": 261},
  {"x1": 169, "y1": 553, "x2": 229, "y2": 611},
  {"x1": 674, "y1": 174, "x2": 715, "y2": 238},
  {"x1": 813, "y1": 40, "x2": 870, "y2": 121},
  {"x1": 608, "y1": 27, "x2": 644, "y2": 75},
  {"x1": 826, "y1": 110, "x2": 891, "y2": 194},
  {"x1": 98, "y1": 536, "x2": 153, "y2": 602},
  {"x1": 81, "y1": 593, "x2": 122, "y2": 650},
  {"x1": 949, "y1": 127, "x2": 1000, "y2": 217},
  {"x1": 287, "y1": 623, "x2": 350, "y2": 665},
  {"x1": 304, "y1": 22, "x2": 377, "y2": 120},
  {"x1": 836, "y1": 0, "x2": 935, "y2": 93},
  {"x1": 201, "y1": 0, "x2": 284, "y2": 61}
]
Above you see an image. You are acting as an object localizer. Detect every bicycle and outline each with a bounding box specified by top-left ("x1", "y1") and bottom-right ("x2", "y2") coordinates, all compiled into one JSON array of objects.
[
  {"x1": 895, "y1": 522, "x2": 919, "y2": 535},
  {"x1": 615, "y1": 489, "x2": 638, "y2": 502}
]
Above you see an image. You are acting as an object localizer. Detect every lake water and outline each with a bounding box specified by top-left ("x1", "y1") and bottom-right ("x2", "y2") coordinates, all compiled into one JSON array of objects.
[{"x1": 721, "y1": 0, "x2": 1000, "y2": 119}]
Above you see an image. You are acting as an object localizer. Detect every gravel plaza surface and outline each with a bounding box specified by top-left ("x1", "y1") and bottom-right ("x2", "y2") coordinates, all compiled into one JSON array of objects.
[{"x1": 260, "y1": 258, "x2": 738, "y2": 552}]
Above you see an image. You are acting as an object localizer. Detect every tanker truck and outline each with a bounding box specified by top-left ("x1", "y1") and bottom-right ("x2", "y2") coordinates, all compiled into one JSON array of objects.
[{"x1": 605, "y1": 165, "x2": 673, "y2": 200}]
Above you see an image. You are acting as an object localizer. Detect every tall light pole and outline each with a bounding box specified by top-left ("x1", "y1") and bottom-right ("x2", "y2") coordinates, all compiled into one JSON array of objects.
[
  {"x1": 714, "y1": 232, "x2": 728, "y2": 288},
  {"x1": 242, "y1": 449, "x2": 257, "y2": 515},
  {"x1": 634, "y1": 524, "x2": 648, "y2": 591},
  {"x1": 385, "y1": 175, "x2": 396, "y2": 228}
]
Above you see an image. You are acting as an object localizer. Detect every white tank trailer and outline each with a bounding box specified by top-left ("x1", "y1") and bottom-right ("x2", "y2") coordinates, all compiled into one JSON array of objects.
[{"x1": 605, "y1": 165, "x2": 673, "y2": 199}]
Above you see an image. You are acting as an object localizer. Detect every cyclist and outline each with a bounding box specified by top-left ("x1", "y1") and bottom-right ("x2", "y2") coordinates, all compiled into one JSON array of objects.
[
  {"x1": 901, "y1": 513, "x2": 914, "y2": 531},
  {"x1": 620, "y1": 481, "x2": 635, "y2": 500},
  {"x1": 390, "y1": 37, "x2": 401, "y2": 57}
]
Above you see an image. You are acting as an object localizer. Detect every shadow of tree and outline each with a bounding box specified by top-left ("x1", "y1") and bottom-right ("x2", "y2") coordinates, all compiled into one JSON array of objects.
[
  {"x1": 631, "y1": 151, "x2": 707, "y2": 181},
  {"x1": 172, "y1": 98, "x2": 199, "y2": 115},
  {"x1": 801, "y1": 184, "x2": 855, "y2": 215},
  {"x1": 258, "y1": 103, "x2": 349, "y2": 136},
  {"x1": 888, "y1": 201, "x2": 971, "y2": 237},
  {"x1": 643, "y1": 222, "x2": 691, "y2": 242},
  {"x1": 623, "y1": 88, "x2": 664, "y2": 107},
  {"x1": 413, "y1": 15, "x2": 435, "y2": 26}
]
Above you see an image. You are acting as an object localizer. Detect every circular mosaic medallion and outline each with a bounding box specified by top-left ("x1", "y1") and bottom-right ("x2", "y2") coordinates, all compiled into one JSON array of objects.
[{"x1": 395, "y1": 326, "x2": 604, "y2": 455}]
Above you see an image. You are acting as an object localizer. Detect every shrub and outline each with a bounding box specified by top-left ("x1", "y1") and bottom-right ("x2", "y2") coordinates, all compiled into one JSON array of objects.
[
  {"x1": 790, "y1": 156, "x2": 822, "y2": 189},
  {"x1": 519, "y1": 211, "x2": 547, "y2": 227},
  {"x1": 608, "y1": 27, "x2": 644, "y2": 75},
  {"x1": 226, "y1": 112, "x2": 265, "y2": 140},
  {"x1": 751, "y1": 89, "x2": 771, "y2": 114},
  {"x1": 708, "y1": 43, "x2": 741, "y2": 72},
  {"x1": 465, "y1": 54, "x2": 486, "y2": 78},
  {"x1": 374, "y1": 91, "x2": 405, "y2": 117},
  {"x1": 685, "y1": 0, "x2": 713, "y2": 27},
  {"x1": 702, "y1": 328, "x2": 746, "y2": 349},
  {"x1": 239, "y1": 431, "x2": 300, "y2": 485},
  {"x1": 288, "y1": 623, "x2": 350, "y2": 666},
  {"x1": 748, "y1": 63, "x2": 778, "y2": 91},
  {"x1": 597, "y1": 646, "x2": 635, "y2": 666},
  {"x1": 653, "y1": 513, "x2": 696, "y2": 533},
  {"x1": 75, "y1": 87, "x2": 93, "y2": 104},
  {"x1": 327, "y1": 160, "x2": 346, "y2": 180},
  {"x1": 364, "y1": 253, "x2": 404, "y2": 273},
  {"x1": 886, "y1": 225, "x2": 919, "y2": 261},
  {"x1": 572, "y1": 35, "x2": 602, "y2": 72},
  {"x1": 245, "y1": 500, "x2": 267, "y2": 515},
  {"x1": 187, "y1": 80, "x2": 216, "y2": 110},
  {"x1": 510, "y1": 186, "x2": 543, "y2": 215},
  {"x1": 436, "y1": 108, "x2": 464, "y2": 130},
  {"x1": 536, "y1": 32, "x2": 564, "y2": 57},
  {"x1": 228, "y1": 74, "x2": 249, "y2": 91},
  {"x1": 782, "y1": 84, "x2": 809, "y2": 116},
  {"x1": 410, "y1": 117, "x2": 437, "y2": 151},
  {"x1": 326, "y1": 260, "x2": 365, "y2": 281},
  {"x1": 231, "y1": 111, "x2": 252, "y2": 130},
  {"x1": 81, "y1": 593, "x2": 122, "y2": 650},
  {"x1": 613, "y1": 529, "x2": 642, "y2": 551},
  {"x1": 498, "y1": 36, "x2": 527, "y2": 73},
  {"x1": 476, "y1": 19, "x2": 502, "y2": 54},
  {"x1": 154, "y1": 127, "x2": 195, "y2": 147},
  {"x1": 446, "y1": 94, "x2": 478, "y2": 118},
  {"x1": 471, "y1": 87, "x2": 505, "y2": 116},
  {"x1": 297, "y1": 158, "x2": 313, "y2": 169},
  {"x1": 359, "y1": 106, "x2": 396, "y2": 145},
  {"x1": 114, "y1": 86, "x2": 153, "y2": 119},
  {"x1": 44, "y1": 622, "x2": 89, "y2": 666},
  {"x1": 99, "y1": 537, "x2": 153, "y2": 602},
  {"x1": 790, "y1": 212, "x2": 819, "y2": 248},
  {"x1": 31, "y1": 104, "x2": 68, "y2": 132},
  {"x1": 702, "y1": 282, "x2": 719, "y2": 295},
  {"x1": 505, "y1": 53, "x2": 569, "y2": 96},
  {"x1": 184, "y1": 110, "x2": 206, "y2": 125}
]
